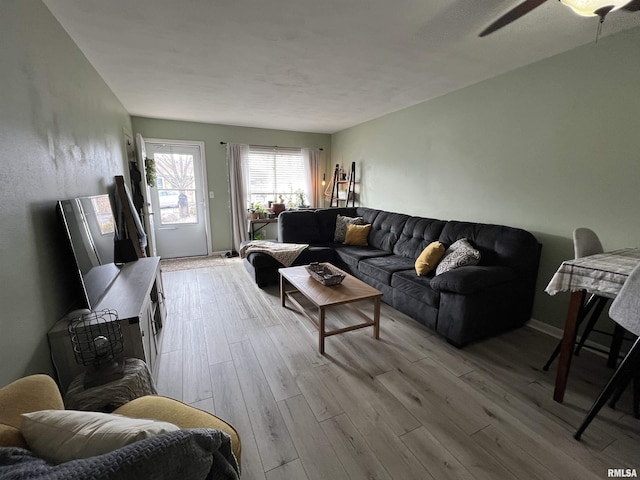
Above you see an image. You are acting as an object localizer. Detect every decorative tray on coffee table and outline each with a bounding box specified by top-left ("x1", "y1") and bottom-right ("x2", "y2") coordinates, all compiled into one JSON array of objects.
[{"x1": 305, "y1": 262, "x2": 345, "y2": 286}]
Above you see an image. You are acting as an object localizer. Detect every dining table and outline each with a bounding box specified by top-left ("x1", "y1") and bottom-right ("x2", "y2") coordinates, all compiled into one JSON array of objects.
[{"x1": 545, "y1": 247, "x2": 640, "y2": 402}]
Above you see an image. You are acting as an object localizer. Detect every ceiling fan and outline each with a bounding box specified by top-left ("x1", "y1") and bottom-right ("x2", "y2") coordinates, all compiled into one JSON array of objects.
[{"x1": 479, "y1": 0, "x2": 640, "y2": 37}]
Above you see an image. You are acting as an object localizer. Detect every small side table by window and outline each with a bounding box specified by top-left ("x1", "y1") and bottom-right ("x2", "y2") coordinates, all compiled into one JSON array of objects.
[
  {"x1": 248, "y1": 217, "x2": 278, "y2": 240},
  {"x1": 64, "y1": 358, "x2": 157, "y2": 412}
]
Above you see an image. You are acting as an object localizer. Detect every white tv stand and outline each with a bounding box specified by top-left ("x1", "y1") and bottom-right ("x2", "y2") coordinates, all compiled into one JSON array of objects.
[{"x1": 47, "y1": 257, "x2": 166, "y2": 393}]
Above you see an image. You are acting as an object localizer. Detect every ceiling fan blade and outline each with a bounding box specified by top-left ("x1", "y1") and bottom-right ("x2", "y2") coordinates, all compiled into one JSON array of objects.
[
  {"x1": 479, "y1": 0, "x2": 549, "y2": 37},
  {"x1": 621, "y1": 0, "x2": 640, "y2": 11}
]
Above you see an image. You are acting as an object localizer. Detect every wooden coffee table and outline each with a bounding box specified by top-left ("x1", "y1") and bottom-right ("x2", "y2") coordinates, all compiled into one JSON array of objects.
[{"x1": 279, "y1": 263, "x2": 383, "y2": 353}]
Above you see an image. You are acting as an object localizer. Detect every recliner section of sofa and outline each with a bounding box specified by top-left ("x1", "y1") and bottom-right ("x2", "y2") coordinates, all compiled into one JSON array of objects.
[{"x1": 241, "y1": 207, "x2": 541, "y2": 346}]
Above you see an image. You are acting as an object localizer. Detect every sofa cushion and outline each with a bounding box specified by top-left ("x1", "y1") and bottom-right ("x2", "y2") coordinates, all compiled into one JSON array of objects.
[
  {"x1": 365, "y1": 210, "x2": 409, "y2": 252},
  {"x1": 278, "y1": 210, "x2": 321, "y2": 243},
  {"x1": 315, "y1": 207, "x2": 358, "y2": 243},
  {"x1": 394, "y1": 216, "x2": 447, "y2": 259},
  {"x1": 390, "y1": 270, "x2": 440, "y2": 308},
  {"x1": 296, "y1": 246, "x2": 338, "y2": 265},
  {"x1": 435, "y1": 238, "x2": 481, "y2": 275},
  {"x1": 358, "y1": 255, "x2": 416, "y2": 285},
  {"x1": 355, "y1": 207, "x2": 381, "y2": 226},
  {"x1": 334, "y1": 215, "x2": 364, "y2": 242},
  {"x1": 20, "y1": 409, "x2": 179, "y2": 464},
  {"x1": 335, "y1": 245, "x2": 390, "y2": 270},
  {"x1": 438, "y1": 221, "x2": 539, "y2": 272},
  {"x1": 415, "y1": 241, "x2": 446, "y2": 276},
  {"x1": 344, "y1": 224, "x2": 371, "y2": 246}
]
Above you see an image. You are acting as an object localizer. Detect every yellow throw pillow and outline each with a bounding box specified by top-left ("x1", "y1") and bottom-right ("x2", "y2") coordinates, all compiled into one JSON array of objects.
[
  {"x1": 415, "y1": 241, "x2": 446, "y2": 276},
  {"x1": 344, "y1": 224, "x2": 371, "y2": 246}
]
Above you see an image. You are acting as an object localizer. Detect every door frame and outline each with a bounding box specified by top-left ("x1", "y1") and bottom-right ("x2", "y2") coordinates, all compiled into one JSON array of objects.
[{"x1": 144, "y1": 138, "x2": 212, "y2": 257}]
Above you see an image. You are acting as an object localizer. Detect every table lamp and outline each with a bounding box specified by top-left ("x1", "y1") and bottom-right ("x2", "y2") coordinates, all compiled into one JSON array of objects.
[{"x1": 68, "y1": 309, "x2": 125, "y2": 389}]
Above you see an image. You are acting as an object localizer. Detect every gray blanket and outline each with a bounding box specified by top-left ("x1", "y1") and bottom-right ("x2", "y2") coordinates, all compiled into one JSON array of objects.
[
  {"x1": 0, "y1": 428, "x2": 239, "y2": 480},
  {"x1": 239, "y1": 240, "x2": 308, "y2": 267}
]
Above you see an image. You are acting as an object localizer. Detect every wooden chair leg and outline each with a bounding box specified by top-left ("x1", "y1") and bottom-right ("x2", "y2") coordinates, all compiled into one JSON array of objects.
[{"x1": 575, "y1": 338, "x2": 640, "y2": 440}]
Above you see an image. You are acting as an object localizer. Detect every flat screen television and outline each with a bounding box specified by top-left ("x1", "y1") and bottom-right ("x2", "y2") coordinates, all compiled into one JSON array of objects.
[{"x1": 57, "y1": 195, "x2": 120, "y2": 309}]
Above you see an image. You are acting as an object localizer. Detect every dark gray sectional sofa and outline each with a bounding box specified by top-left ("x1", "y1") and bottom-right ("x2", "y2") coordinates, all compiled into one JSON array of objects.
[{"x1": 241, "y1": 207, "x2": 541, "y2": 346}]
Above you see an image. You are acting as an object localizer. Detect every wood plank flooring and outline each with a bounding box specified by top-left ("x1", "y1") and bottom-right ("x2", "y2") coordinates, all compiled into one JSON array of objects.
[{"x1": 155, "y1": 258, "x2": 640, "y2": 480}]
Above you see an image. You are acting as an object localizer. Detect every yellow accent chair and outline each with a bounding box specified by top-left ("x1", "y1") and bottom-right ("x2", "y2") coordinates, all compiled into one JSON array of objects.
[{"x1": 0, "y1": 374, "x2": 241, "y2": 468}]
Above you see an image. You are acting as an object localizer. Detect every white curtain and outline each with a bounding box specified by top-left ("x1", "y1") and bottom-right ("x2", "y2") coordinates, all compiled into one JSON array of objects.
[
  {"x1": 227, "y1": 143, "x2": 250, "y2": 253},
  {"x1": 302, "y1": 147, "x2": 320, "y2": 208}
]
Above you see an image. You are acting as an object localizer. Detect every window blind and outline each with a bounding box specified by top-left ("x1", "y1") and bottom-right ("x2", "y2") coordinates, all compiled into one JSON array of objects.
[{"x1": 247, "y1": 146, "x2": 306, "y2": 206}]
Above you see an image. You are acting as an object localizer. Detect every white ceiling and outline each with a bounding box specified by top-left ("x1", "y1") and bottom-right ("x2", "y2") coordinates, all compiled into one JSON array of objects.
[{"x1": 42, "y1": 0, "x2": 640, "y2": 134}]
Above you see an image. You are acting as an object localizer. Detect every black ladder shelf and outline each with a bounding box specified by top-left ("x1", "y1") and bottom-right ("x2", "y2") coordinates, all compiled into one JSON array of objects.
[{"x1": 329, "y1": 162, "x2": 356, "y2": 207}]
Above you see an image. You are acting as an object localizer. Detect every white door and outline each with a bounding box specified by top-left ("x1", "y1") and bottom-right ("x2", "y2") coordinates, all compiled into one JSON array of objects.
[
  {"x1": 135, "y1": 134, "x2": 157, "y2": 257},
  {"x1": 144, "y1": 140, "x2": 209, "y2": 258}
]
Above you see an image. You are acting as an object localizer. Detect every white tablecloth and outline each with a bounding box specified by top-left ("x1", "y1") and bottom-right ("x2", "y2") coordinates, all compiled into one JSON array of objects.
[{"x1": 545, "y1": 248, "x2": 640, "y2": 299}]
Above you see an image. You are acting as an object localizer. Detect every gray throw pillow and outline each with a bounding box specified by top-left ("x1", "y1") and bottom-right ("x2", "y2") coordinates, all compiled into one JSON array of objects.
[
  {"x1": 435, "y1": 238, "x2": 481, "y2": 275},
  {"x1": 334, "y1": 215, "x2": 364, "y2": 243}
]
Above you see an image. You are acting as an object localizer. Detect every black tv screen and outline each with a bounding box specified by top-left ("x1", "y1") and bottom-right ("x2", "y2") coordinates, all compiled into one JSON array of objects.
[{"x1": 57, "y1": 195, "x2": 119, "y2": 309}]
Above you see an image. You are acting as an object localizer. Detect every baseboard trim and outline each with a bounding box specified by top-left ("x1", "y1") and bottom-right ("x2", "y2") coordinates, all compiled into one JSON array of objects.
[
  {"x1": 526, "y1": 318, "x2": 609, "y2": 359},
  {"x1": 526, "y1": 318, "x2": 563, "y2": 339}
]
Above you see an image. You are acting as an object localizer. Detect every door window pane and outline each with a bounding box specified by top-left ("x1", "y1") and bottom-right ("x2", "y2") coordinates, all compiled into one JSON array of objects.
[{"x1": 154, "y1": 153, "x2": 197, "y2": 225}]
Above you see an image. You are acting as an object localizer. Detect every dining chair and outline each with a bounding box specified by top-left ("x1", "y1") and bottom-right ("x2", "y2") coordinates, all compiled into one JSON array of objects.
[
  {"x1": 574, "y1": 264, "x2": 640, "y2": 440},
  {"x1": 543, "y1": 228, "x2": 620, "y2": 371}
]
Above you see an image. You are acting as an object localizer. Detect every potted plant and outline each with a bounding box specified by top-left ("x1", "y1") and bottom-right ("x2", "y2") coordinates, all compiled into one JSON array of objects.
[
  {"x1": 251, "y1": 202, "x2": 268, "y2": 219},
  {"x1": 295, "y1": 190, "x2": 308, "y2": 208}
]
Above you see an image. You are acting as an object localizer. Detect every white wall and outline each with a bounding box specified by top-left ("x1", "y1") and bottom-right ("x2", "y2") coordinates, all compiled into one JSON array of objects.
[
  {"x1": 332, "y1": 27, "x2": 640, "y2": 330},
  {"x1": 0, "y1": 0, "x2": 132, "y2": 385}
]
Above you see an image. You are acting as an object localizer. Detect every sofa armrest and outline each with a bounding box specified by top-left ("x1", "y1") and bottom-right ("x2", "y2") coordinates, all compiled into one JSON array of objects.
[
  {"x1": 429, "y1": 266, "x2": 518, "y2": 295},
  {"x1": 114, "y1": 395, "x2": 241, "y2": 470}
]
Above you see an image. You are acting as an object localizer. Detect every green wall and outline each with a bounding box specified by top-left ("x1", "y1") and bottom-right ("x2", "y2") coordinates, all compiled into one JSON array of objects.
[
  {"x1": 2, "y1": 2, "x2": 637, "y2": 389},
  {"x1": 0, "y1": 0, "x2": 132, "y2": 386},
  {"x1": 131, "y1": 118, "x2": 331, "y2": 251},
  {"x1": 332, "y1": 27, "x2": 640, "y2": 331}
]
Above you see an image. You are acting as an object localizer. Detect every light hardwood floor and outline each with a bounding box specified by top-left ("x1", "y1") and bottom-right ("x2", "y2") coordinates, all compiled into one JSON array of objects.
[{"x1": 155, "y1": 258, "x2": 640, "y2": 480}]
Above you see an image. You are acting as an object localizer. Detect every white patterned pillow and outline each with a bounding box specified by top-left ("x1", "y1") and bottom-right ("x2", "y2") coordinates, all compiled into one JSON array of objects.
[
  {"x1": 435, "y1": 238, "x2": 481, "y2": 275},
  {"x1": 334, "y1": 215, "x2": 364, "y2": 243}
]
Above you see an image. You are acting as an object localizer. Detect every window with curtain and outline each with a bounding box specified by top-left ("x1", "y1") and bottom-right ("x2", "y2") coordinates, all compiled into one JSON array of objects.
[{"x1": 247, "y1": 146, "x2": 308, "y2": 208}]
